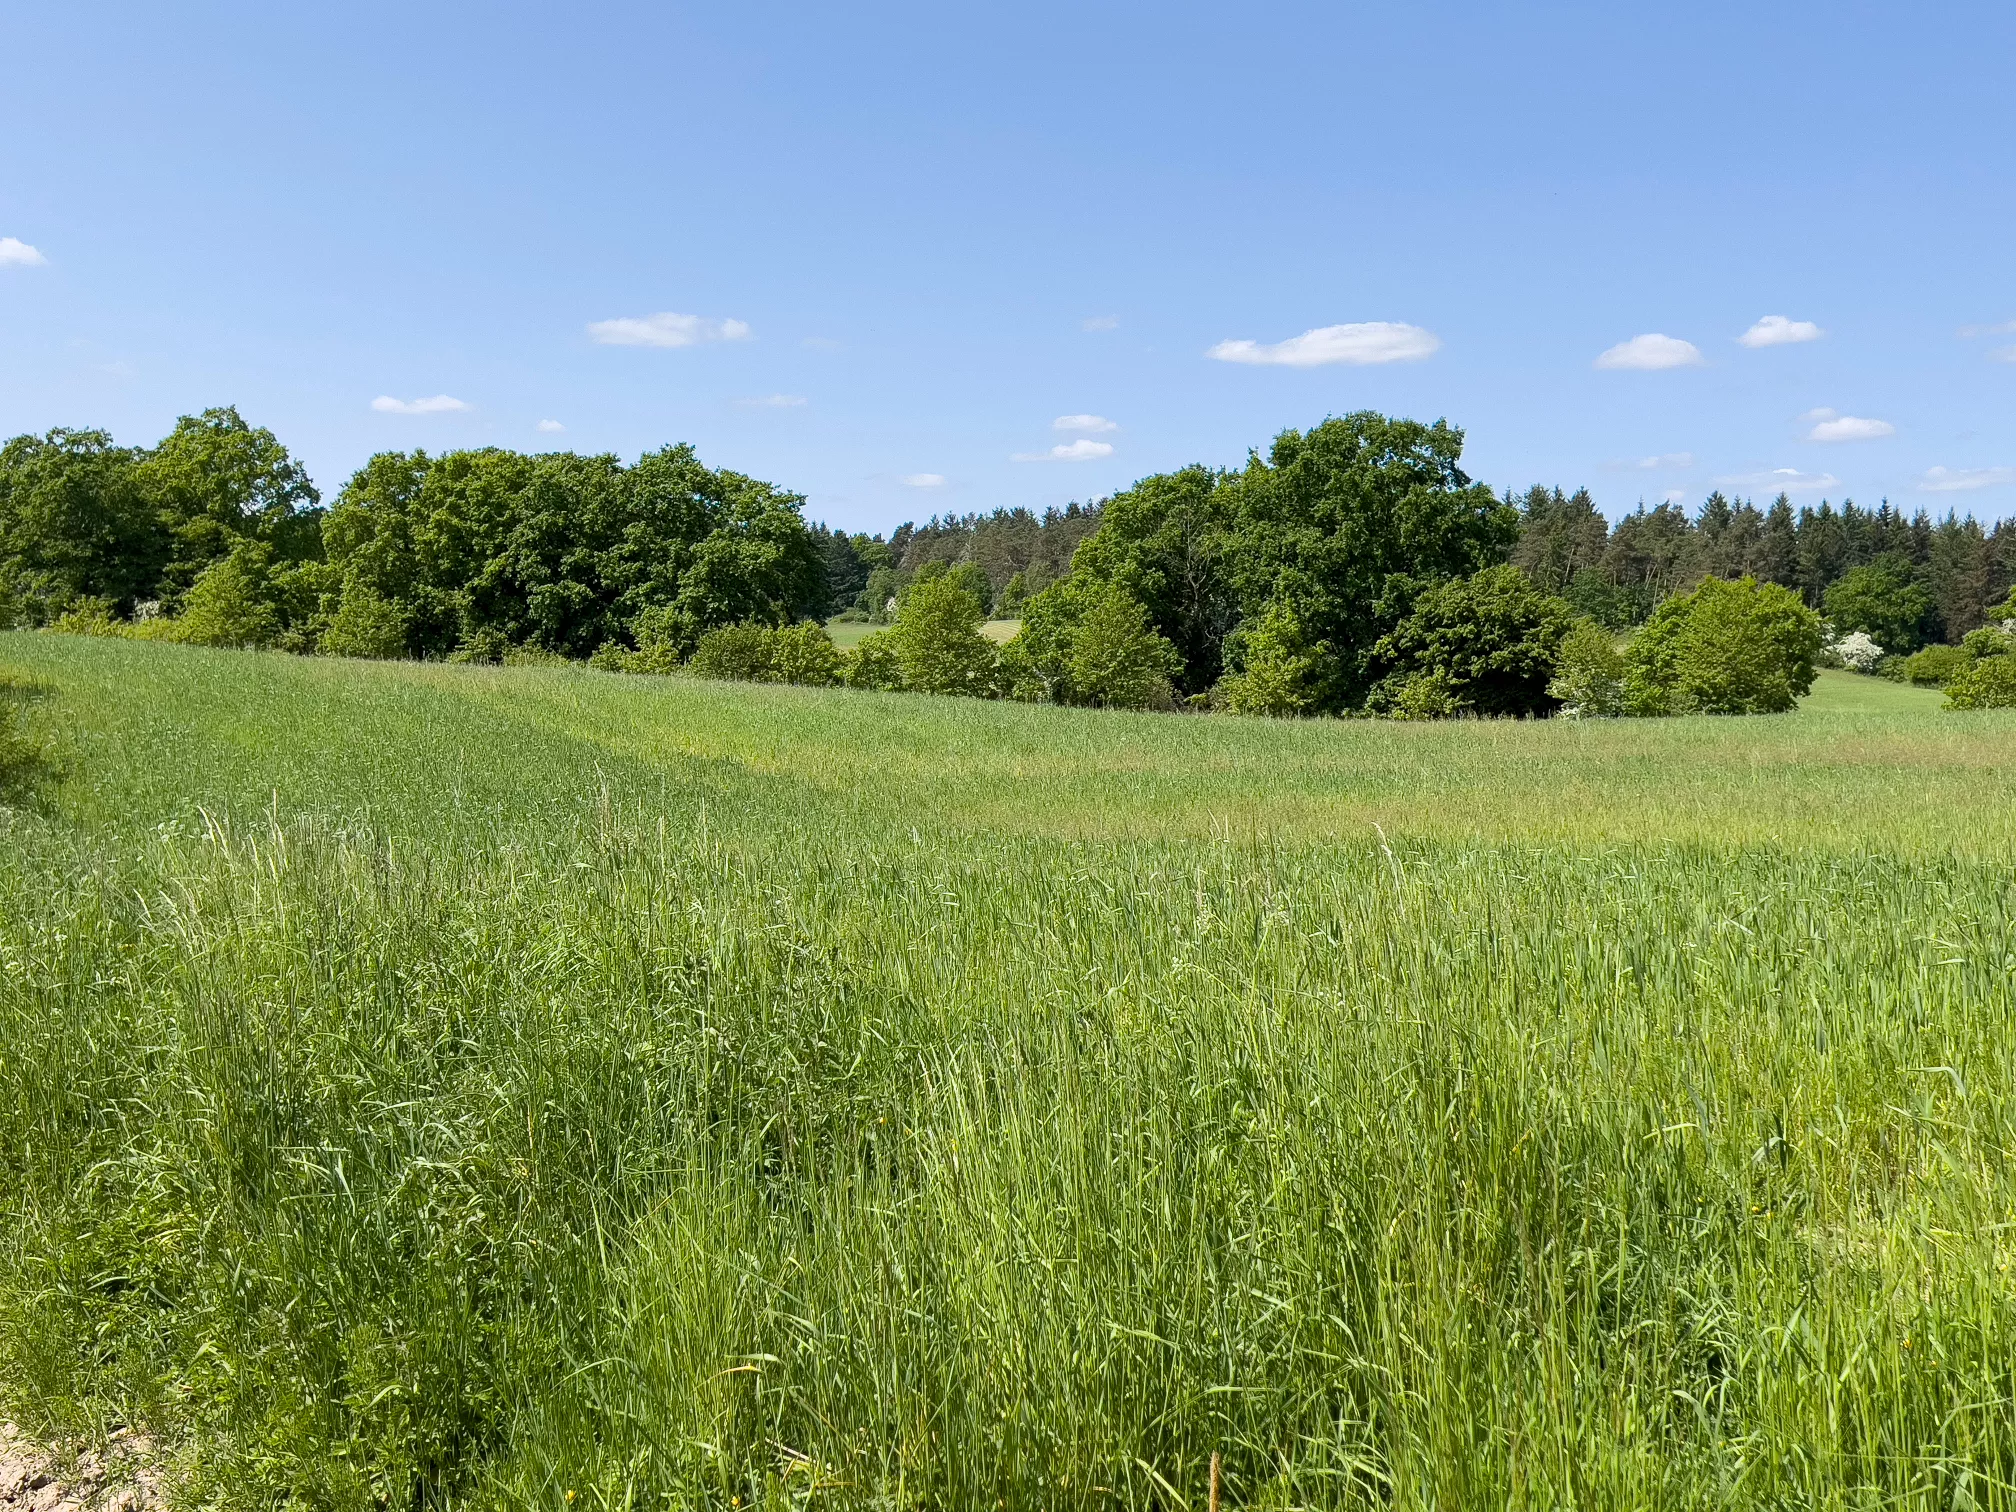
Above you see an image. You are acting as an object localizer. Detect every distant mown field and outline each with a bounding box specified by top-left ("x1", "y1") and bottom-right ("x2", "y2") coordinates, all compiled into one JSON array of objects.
[
  {"x1": 2, "y1": 634, "x2": 2012, "y2": 1511},
  {"x1": 823, "y1": 616, "x2": 1022, "y2": 649}
]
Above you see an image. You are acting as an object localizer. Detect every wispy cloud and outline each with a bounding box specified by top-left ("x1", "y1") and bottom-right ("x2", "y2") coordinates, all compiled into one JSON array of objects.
[
  {"x1": 1208, "y1": 321, "x2": 1440, "y2": 367},
  {"x1": 900, "y1": 473, "x2": 946, "y2": 488},
  {"x1": 1013, "y1": 439, "x2": 1115, "y2": 462},
  {"x1": 802, "y1": 336, "x2": 842, "y2": 351},
  {"x1": 1082, "y1": 315, "x2": 1120, "y2": 332},
  {"x1": 1992, "y1": 346, "x2": 2016, "y2": 364},
  {"x1": 0, "y1": 237, "x2": 46, "y2": 268},
  {"x1": 1739, "y1": 315, "x2": 1824, "y2": 348},
  {"x1": 587, "y1": 312, "x2": 752, "y2": 348},
  {"x1": 1595, "y1": 334, "x2": 1704, "y2": 371},
  {"x1": 371, "y1": 394, "x2": 471, "y2": 414},
  {"x1": 1802, "y1": 409, "x2": 1895, "y2": 442},
  {"x1": 1919, "y1": 465, "x2": 2016, "y2": 493},
  {"x1": 1053, "y1": 414, "x2": 1117, "y2": 433},
  {"x1": 1957, "y1": 320, "x2": 2016, "y2": 339},
  {"x1": 1624, "y1": 452, "x2": 1695, "y2": 470},
  {"x1": 537, "y1": 419, "x2": 565, "y2": 434},
  {"x1": 737, "y1": 393, "x2": 808, "y2": 408},
  {"x1": 1714, "y1": 467, "x2": 1840, "y2": 494}
]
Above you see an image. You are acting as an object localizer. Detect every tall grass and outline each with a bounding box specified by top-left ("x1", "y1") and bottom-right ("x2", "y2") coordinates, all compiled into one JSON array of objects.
[{"x1": 3, "y1": 634, "x2": 2015, "y2": 1509}]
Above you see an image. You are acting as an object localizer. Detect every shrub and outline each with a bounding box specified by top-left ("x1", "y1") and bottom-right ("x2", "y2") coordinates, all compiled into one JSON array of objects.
[
  {"x1": 1002, "y1": 580, "x2": 1178, "y2": 709},
  {"x1": 173, "y1": 543, "x2": 283, "y2": 648},
  {"x1": 0, "y1": 673, "x2": 56, "y2": 803},
  {"x1": 1826, "y1": 630, "x2": 1884, "y2": 673},
  {"x1": 843, "y1": 630, "x2": 903, "y2": 690},
  {"x1": 1369, "y1": 564, "x2": 1574, "y2": 718},
  {"x1": 1622, "y1": 576, "x2": 1823, "y2": 716},
  {"x1": 890, "y1": 574, "x2": 998, "y2": 697},
  {"x1": 1891, "y1": 643, "x2": 1971, "y2": 686},
  {"x1": 688, "y1": 623, "x2": 779, "y2": 682},
  {"x1": 1381, "y1": 667, "x2": 1465, "y2": 720},
  {"x1": 1944, "y1": 626, "x2": 2016, "y2": 710},
  {"x1": 1216, "y1": 601, "x2": 1321, "y2": 716},
  {"x1": 448, "y1": 626, "x2": 512, "y2": 665},
  {"x1": 1548, "y1": 618, "x2": 1626, "y2": 717},
  {"x1": 1067, "y1": 584, "x2": 1181, "y2": 710},
  {"x1": 318, "y1": 581, "x2": 411, "y2": 660},
  {"x1": 1945, "y1": 656, "x2": 2016, "y2": 709},
  {"x1": 48, "y1": 598, "x2": 129, "y2": 637},
  {"x1": 765, "y1": 622, "x2": 844, "y2": 686}
]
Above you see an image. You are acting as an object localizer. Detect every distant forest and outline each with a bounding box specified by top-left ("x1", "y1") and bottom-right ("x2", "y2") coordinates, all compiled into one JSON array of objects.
[
  {"x1": 4, "y1": 405, "x2": 2012, "y2": 660},
  {"x1": 827, "y1": 488, "x2": 2016, "y2": 640}
]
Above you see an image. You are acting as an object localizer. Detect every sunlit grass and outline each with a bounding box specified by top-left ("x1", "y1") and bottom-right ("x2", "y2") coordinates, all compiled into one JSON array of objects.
[{"x1": 2, "y1": 634, "x2": 2014, "y2": 1510}]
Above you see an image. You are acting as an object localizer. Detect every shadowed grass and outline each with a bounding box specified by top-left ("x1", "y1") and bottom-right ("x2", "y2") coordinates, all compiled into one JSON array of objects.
[{"x1": 2, "y1": 634, "x2": 2014, "y2": 1510}]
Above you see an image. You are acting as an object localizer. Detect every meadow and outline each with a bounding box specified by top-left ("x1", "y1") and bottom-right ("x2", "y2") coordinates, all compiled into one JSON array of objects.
[{"x1": 2, "y1": 632, "x2": 2014, "y2": 1511}]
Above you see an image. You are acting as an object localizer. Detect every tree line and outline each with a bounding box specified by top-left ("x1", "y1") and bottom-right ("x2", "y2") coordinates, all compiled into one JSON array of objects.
[{"x1": 4, "y1": 405, "x2": 2012, "y2": 714}]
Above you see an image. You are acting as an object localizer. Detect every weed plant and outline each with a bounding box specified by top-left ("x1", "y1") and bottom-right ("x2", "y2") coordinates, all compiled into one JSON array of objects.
[{"x1": 2, "y1": 636, "x2": 2014, "y2": 1509}]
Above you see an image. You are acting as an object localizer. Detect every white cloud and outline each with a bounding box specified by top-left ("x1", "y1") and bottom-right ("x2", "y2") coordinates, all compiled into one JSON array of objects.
[
  {"x1": 1662, "y1": 490, "x2": 1688, "y2": 505},
  {"x1": 1918, "y1": 465, "x2": 2016, "y2": 493},
  {"x1": 1082, "y1": 315, "x2": 1120, "y2": 332},
  {"x1": 1013, "y1": 439, "x2": 1115, "y2": 463},
  {"x1": 1806, "y1": 413, "x2": 1895, "y2": 442},
  {"x1": 1208, "y1": 321, "x2": 1440, "y2": 367},
  {"x1": 371, "y1": 394, "x2": 471, "y2": 414},
  {"x1": 900, "y1": 473, "x2": 946, "y2": 488},
  {"x1": 737, "y1": 393, "x2": 808, "y2": 408},
  {"x1": 1958, "y1": 320, "x2": 2016, "y2": 339},
  {"x1": 802, "y1": 336, "x2": 842, "y2": 351},
  {"x1": 537, "y1": 419, "x2": 566, "y2": 433},
  {"x1": 1992, "y1": 345, "x2": 2016, "y2": 363},
  {"x1": 1714, "y1": 467, "x2": 1841, "y2": 494},
  {"x1": 1629, "y1": 452, "x2": 1695, "y2": 470},
  {"x1": 587, "y1": 312, "x2": 752, "y2": 348},
  {"x1": 1739, "y1": 315, "x2": 1824, "y2": 348},
  {"x1": 1594, "y1": 333, "x2": 1704, "y2": 371},
  {"x1": 0, "y1": 237, "x2": 46, "y2": 268},
  {"x1": 1053, "y1": 414, "x2": 1117, "y2": 433}
]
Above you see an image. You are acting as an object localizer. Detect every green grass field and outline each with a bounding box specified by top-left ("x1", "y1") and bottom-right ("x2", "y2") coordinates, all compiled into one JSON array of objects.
[{"x1": 3, "y1": 634, "x2": 2014, "y2": 1510}]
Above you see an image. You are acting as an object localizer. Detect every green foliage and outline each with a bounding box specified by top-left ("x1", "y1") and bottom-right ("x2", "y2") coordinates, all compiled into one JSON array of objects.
[
  {"x1": 687, "y1": 621, "x2": 845, "y2": 687},
  {"x1": 998, "y1": 578, "x2": 1178, "y2": 709},
  {"x1": 316, "y1": 579, "x2": 411, "y2": 660},
  {"x1": 1369, "y1": 565, "x2": 1574, "y2": 718},
  {"x1": 1379, "y1": 666, "x2": 1465, "y2": 720},
  {"x1": 132, "y1": 406, "x2": 322, "y2": 602},
  {"x1": 765, "y1": 621, "x2": 845, "y2": 686},
  {"x1": 889, "y1": 572, "x2": 998, "y2": 696},
  {"x1": 1547, "y1": 618, "x2": 1626, "y2": 717},
  {"x1": 1215, "y1": 599, "x2": 1321, "y2": 716},
  {"x1": 1890, "y1": 643, "x2": 1971, "y2": 686},
  {"x1": 1623, "y1": 576, "x2": 1824, "y2": 715},
  {"x1": 1071, "y1": 415, "x2": 1517, "y2": 708},
  {"x1": 323, "y1": 444, "x2": 823, "y2": 659},
  {"x1": 0, "y1": 428, "x2": 159, "y2": 621},
  {"x1": 841, "y1": 629, "x2": 903, "y2": 690},
  {"x1": 1560, "y1": 567, "x2": 1648, "y2": 630},
  {"x1": 1944, "y1": 654, "x2": 2016, "y2": 709},
  {"x1": 1824, "y1": 554, "x2": 1936, "y2": 655},
  {"x1": 171, "y1": 542, "x2": 285, "y2": 648},
  {"x1": 1942, "y1": 625, "x2": 2016, "y2": 709},
  {"x1": 1066, "y1": 583, "x2": 1181, "y2": 710},
  {"x1": 687, "y1": 623, "x2": 779, "y2": 682},
  {"x1": 0, "y1": 672, "x2": 55, "y2": 802}
]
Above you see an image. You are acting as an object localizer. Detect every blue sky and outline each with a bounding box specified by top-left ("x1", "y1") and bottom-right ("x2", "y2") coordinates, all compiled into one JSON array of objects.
[{"x1": 2, "y1": 1, "x2": 2012, "y2": 532}]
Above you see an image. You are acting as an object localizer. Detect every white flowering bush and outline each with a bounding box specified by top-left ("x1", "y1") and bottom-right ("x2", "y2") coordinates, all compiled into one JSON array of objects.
[{"x1": 1828, "y1": 630, "x2": 1884, "y2": 672}]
